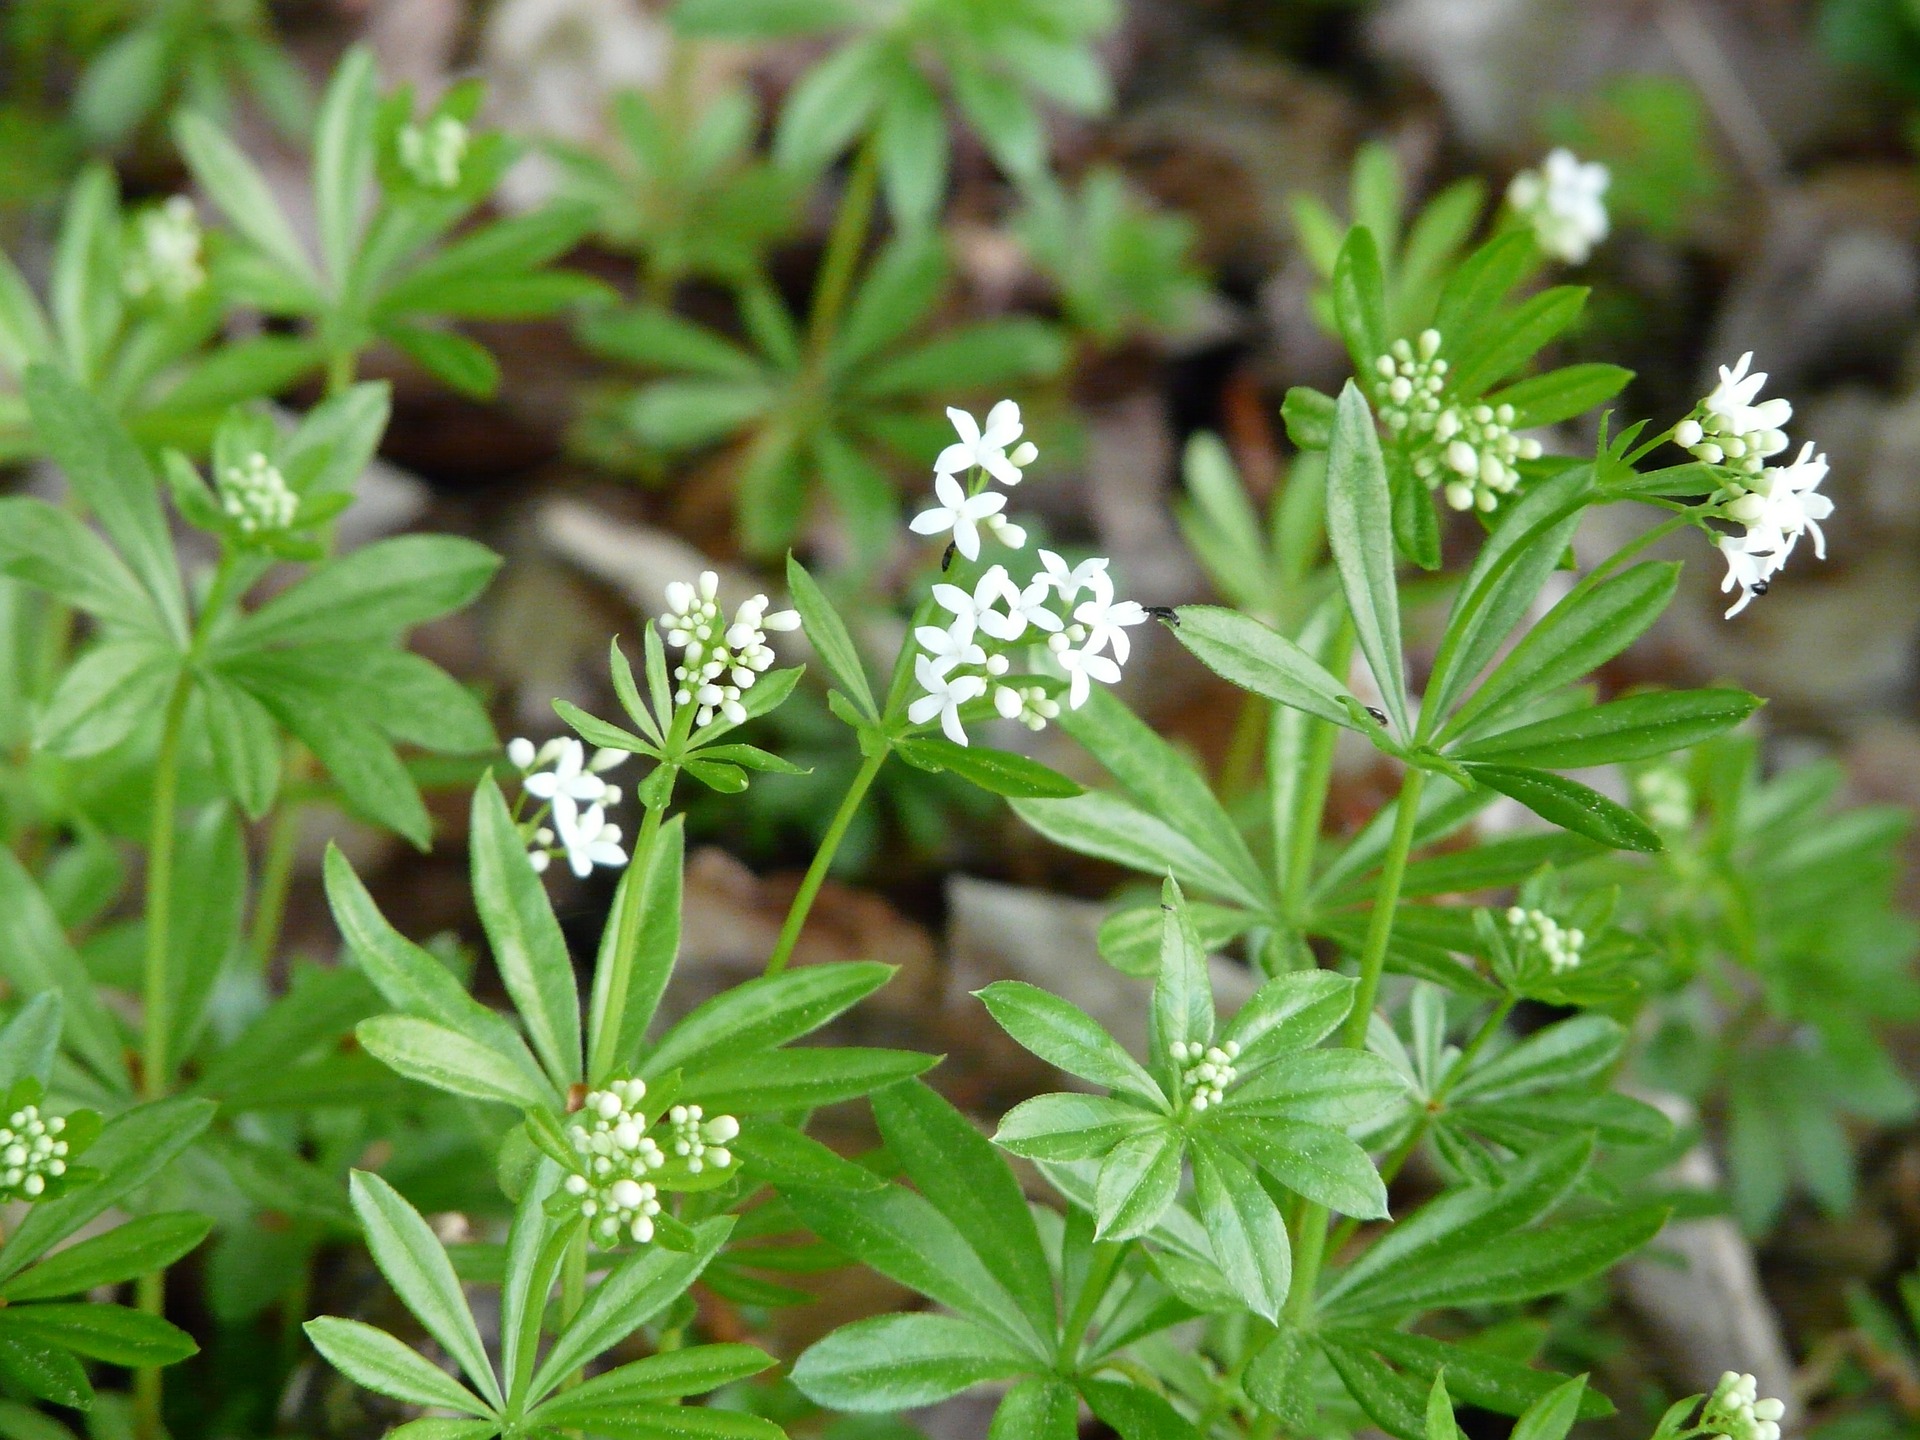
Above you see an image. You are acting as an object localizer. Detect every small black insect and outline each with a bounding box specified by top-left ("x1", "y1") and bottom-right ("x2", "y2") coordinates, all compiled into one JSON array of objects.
[
  {"x1": 1146, "y1": 605, "x2": 1179, "y2": 626},
  {"x1": 1365, "y1": 705, "x2": 1389, "y2": 725},
  {"x1": 940, "y1": 541, "x2": 958, "y2": 572},
  {"x1": 1751, "y1": 581, "x2": 1769, "y2": 596}
]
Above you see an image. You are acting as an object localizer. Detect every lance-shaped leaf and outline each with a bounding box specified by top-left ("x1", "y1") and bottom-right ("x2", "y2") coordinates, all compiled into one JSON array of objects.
[
  {"x1": 1189, "y1": 1138, "x2": 1291, "y2": 1321},
  {"x1": 1452, "y1": 688, "x2": 1760, "y2": 770},
  {"x1": 791, "y1": 1313, "x2": 1034, "y2": 1412},
  {"x1": 1326, "y1": 381, "x2": 1408, "y2": 734},
  {"x1": 1173, "y1": 605, "x2": 1359, "y2": 733}
]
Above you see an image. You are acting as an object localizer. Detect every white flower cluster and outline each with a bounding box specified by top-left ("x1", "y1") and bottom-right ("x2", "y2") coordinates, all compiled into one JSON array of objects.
[
  {"x1": 1506, "y1": 906, "x2": 1583, "y2": 975},
  {"x1": 1373, "y1": 331, "x2": 1543, "y2": 513},
  {"x1": 560, "y1": 1079, "x2": 738, "y2": 1248},
  {"x1": 665, "y1": 1103, "x2": 738, "y2": 1174},
  {"x1": 659, "y1": 571, "x2": 800, "y2": 728},
  {"x1": 1702, "y1": 1372, "x2": 1785, "y2": 1440},
  {"x1": 510, "y1": 736, "x2": 628, "y2": 877},
  {"x1": 122, "y1": 197, "x2": 205, "y2": 304},
  {"x1": 1171, "y1": 1039, "x2": 1239, "y2": 1113},
  {"x1": 909, "y1": 400, "x2": 1037, "y2": 561},
  {"x1": 1506, "y1": 149, "x2": 1610, "y2": 265},
  {"x1": 0, "y1": 1103, "x2": 69, "y2": 1201},
  {"x1": 218, "y1": 452, "x2": 298, "y2": 535},
  {"x1": 1675, "y1": 354, "x2": 1833, "y2": 618},
  {"x1": 399, "y1": 115, "x2": 470, "y2": 189},
  {"x1": 909, "y1": 552, "x2": 1143, "y2": 745}
]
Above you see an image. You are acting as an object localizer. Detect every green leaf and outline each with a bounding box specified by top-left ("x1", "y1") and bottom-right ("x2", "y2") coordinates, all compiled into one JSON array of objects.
[
  {"x1": 199, "y1": 674, "x2": 283, "y2": 818},
  {"x1": 975, "y1": 982, "x2": 1163, "y2": 1105},
  {"x1": 872, "y1": 1081, "x2": 1057, "y2": 1346},
  {"x1": 24, "y1": 366, "x2": 187, "y2": 641},
  {"x1": 1082, "y1": 1377, "x2": 1206, "y2": 1440},
  {"x1": 229, "y1": 534, "x2": 500, "y2": 649},
  {"x1": 647, "y1": 961, "x2": 892, "y2": 1078},
  {"x1": 174, "y1": 110, "x2": 317, "y2": 286},
  {"x1": 1171, "y1": 604, "x2": 1358, "y2": 733},
  {"x1": 236, "y1": 676, "x2": 431, "y2": 846},
  {"x1": 313, "y1": 47, "x2": 376, "y2": 287},
  {"x1": 1013, "y1": 790, "x2": 1267, "y2": 910},
  {"x1": 1454, "y1": 688, "x2": 1760, "y2": 769},
  {"x1": 499, "y1": 1167, "x2": 570, "y2": 1408},
  {"x1": 728, "y1": 1121, "x2": 885, "y2": 1191},
  {"x1": 1326, "y1": 381, "x2": 1407, "y2": 732},
  {"x1": 348, "y1": 1170, "x2": 503, "y2": 1408},
  {"x1": 1448, "y1": 562, "x2": 1680, "y2": 740},
  {"x1": 0, "y1": 850, "x2": 128, "y2": 1092},
  {"x1": 1190, "y1": 1138, "x2": 1291, "y2": 1321},
  {"x1": 854, "y1": 318, "x2": 1066, "y2": 398},
  {"x1": 1, "y1": 1214, "x2": 210, "y2": 1302},
  {"x1": 1450, "y1": 286, "x2": 1588, "y2": 400},
  {"x1": 1466, "y1": 765, "x2": 1662, "y2": 853},
  {"x1": 471, "y1": 773, "x2": 582, "y2": 1090},
  {"x1": 990, "y1": 1377, "x2": 1080, "y2": 1440},
  {"x1": 0, "y1": 1098, "x2": 213, "y2": 1284},
  {"x1": 877, "y1": 68, "x2": 949, "y2": 229},
  {"x1": 1513, "y1": 1376, "x2": 1592, "y2": 1440},
  {"x1": 588, "y1": 816, "x2": 684, "y2": 1082},
  {"x1": 1094, "y1": 1128, "x2": 1183, "y2": 1239},
  {"x1": 1323, "y1": 1333, "x2": 1431, "y2": 1440},
  {"x1": 1342, "y1": 1330, "x2": 1612, "y2": 1425},
  {"x1": 0, "y1": 1305, "x2": 196, "y2": 1368},
  {"x1": 356, "y1": 1015, "x2": 552, "y2": 1108},
  {"x1": 1213, "y1": 1116, "x2": 1389, "y2": 1219},
  {"x1": 624, "y1": 378, "x2": 772, "y2": 449},
  {"x1": 791, "y1": 1313, "x2": 1033, "y2": 1412},
  {"x1": 773, "y1": 38, "x2": 887, "y2": 173},
  {"x1": 672, "y1": 0, "x2": 861, "y2": 36},
  {"x1": 1450, "y1": 1015, "x2": 1625, "y2": 1103},
  {"x1": 785, "y1": 555, "x2": 875, "y2": 717},
  {"x1": 1282, "y1": 387, "x2": 1337, "y2": 451},
  {"x1": 1152, "y1": 877, "x2": 1214, "y2": 1064},
  {"x1": 895, "y1": 736, "x2": 1081, "y2": 798},
  {"x1": 360, "y1": 651, "x2": 498, "y2": 755},
  {"x1": 534, "y1": 1345, "x2": 773, "y2": 1420},
  {"x1": 1221, "y1": 972, "x2": 1357, "y2": 1072},
  {"x1": 993, "y1": 1093, "x2": 1162, "y2": 1161},
  {"x1": 0, "y1": 498, "x2": 157, "y2": 636},
  {"x1": 306, "y1": 1317, "x2": 490, "y2": 1414},
  {"x1": 0, "y1": 1335, "x2": 90, "y2": 1410},
  {"x1": 677, "y1": 1046, "x2": 934, "y2": 1113},
  {"x1": 1488, "y1": 364, "x2": 1632, "y2": 427},
  {"x1": 531, "y1": 1218, "x2": 732, "y2": 1396},
  {"x1": 0, "y1": 993, "x2": 62, "y2": 1091},
  {"x1": 834, "y1": 233, "x2": 946, "y2": 368},
  {"x1": 1226, "y1": 1050, "x2": 1408, "y2": 1128},
  {"x1": 385, "y1": 325, "x2": 501, "y2": 399},
  {"x1": 324, "y1": 845, "x2": 552, "y2": 1089},
  {"x1": 1431, "y1": 232, "x2": 1536, "y2": 351},
  {"x1": 580, "y1": 306, "x2": 764, "y2": 379},
  {"x1": 1332, "y1": 228, "x2": 1386, "y2": 371}
]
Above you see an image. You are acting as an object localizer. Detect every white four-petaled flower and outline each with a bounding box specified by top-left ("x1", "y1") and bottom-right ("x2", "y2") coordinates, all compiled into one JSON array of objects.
[
  {"x1": 909, "y1": 473, "x2": 1009, "y2": 562},
  {"x1": 908, "y1": 654, "x2": 987, "y2": 744},
  {"x1": 934, "y1": 400, "x2": 1036, "y2": 486},
  {"x1": 1507, "y1": 148, "x2": 1610, "y2": 265}
]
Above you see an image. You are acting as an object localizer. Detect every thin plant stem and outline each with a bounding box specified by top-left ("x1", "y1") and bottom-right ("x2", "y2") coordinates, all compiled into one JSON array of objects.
[
  {"x1": 587, "y1": 793, "x2": 672, "y2": 1085},
  {"x1": 134, "y1": 675, "x2": 192, "y2": 1440},
  {"x1": 1285, "y1": 764, "x2": 1428, "y2": 1323},
  {"x1": 1216, "y1": 693, "x2": 1268, "y2": 802},
  {"x1": 803, "y1": 137, "x2": 880, "y2": 362},
  {"x1": 558, "y1": 1229, "x2": 588, "y2": 1391},
  {"x1": 248, "y1": 761, "x2": 307, "y2": 967},
  {"x1": 765, "y1": 747, "x2": 887, "y2": 976},
  {"x1": 324, "y1": 349, "x2": 356, "y2": 398}
]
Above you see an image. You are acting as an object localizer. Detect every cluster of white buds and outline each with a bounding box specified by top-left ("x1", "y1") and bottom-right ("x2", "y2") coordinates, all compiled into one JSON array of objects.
[
  {"x1": 0, "y1": 1104, "x2": 69, "y2": 1200},
  {"x1": 665, "y1": 1104, "x2": 739, "y2": 1174},
  {"x1": 1427, "y1": 400, "x2": 1541, "y2": 513},
  {"x1": 1374, "y1": 331, "x2": 1542, "y2": 513},
  {"x1": 1674, "y1": 354, "x2": 1832, "y2": 618},
  {"x1": 995, "y1": 683, "x2": 1061, "y2": 732},
  {"x1": 1702, "y1": 1372, "x2": 1785, "y2": 1440},
  {"x1": 1507, "y1": 906, "x2": 1584, "y2": 975},
  {"x1": 122, "y1": 197, "x2": 205, "y2": 304},
  {"x1": 1634, "y1": 764, "x2": 1694, "y2": 832},
  {"x1": 659, "y1": 572, "x2": 800, "y2": 728},
  {"x1": 1506, "y1": 148, "x2": 1610, "y2": 265},
  {"x1": 1171, "y1": 1040, "x2": 1239, "y2": 1112},
  {"x1": 564, "y1": 1078, "x2": 666, "y2": 1246},
  {"x1": 398, "y1": 115, "x2": 470, "y2": 189},
  {"x1": 1373, "y1": 330, "x2": 1449, "y2": 441},
  {"x1": 510, "y1": 737, "x2": 628, "y2": 877},
  {"x1": 218, "y1": 452, "x2": 298, "y2": 535}
]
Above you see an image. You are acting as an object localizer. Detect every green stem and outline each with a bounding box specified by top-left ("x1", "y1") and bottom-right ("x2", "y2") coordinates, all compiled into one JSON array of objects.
[
  {"x1": 803, "y1": 137, "x2": 880, "y2": 362},
  {"x1": 248, "y1": 755, "x2": 307, "y2": 968},
  {"x1": 1217, "y1": 693, "x2": 1268, "y2": 802},
  {"x1": 133, "y1": 676, "x2": 192, "y2": 1440},
  {"x1": 765, "y1": 747, "x2": 887, "y2": 975},
  {"x1": 324, "y1": 349, "x2": 356, "y2": 398},
  {"x1": 587, "y1": 793, "x2": 672, "y2": 1085},
  {"x1": 558, "y1": 1229, "x2": 588, "y2": 1392},
  {"x1": 1285, "y1": 766, "x2": 1428, "y2": 1323},
  {"x1": 1582, "y1": 509, "x2": 1694, "y2": 591}
]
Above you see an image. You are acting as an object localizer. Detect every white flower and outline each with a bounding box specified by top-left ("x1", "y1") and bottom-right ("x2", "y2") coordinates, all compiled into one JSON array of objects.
[
  {"x1": 399, "y1": 115, "x2": 470, "y2": 189},
  {"x1": 0, "y1": 1104, "x2": 70, "y2": 1201},
  {"x1": 122, "y1": 197, "x2": 205, "y2": 304},
  {"x1": 908, "y1": 654, "x2": 987, "y2": 745},
  {"x1": 1036, "y1": 549, "x2": 1111, "y2": 602},
  {"x1": 915, "y1": 615, "x2": 987, "y2": 675},
  {"x1": 1702, "y1": 1372, "x2": 1785, "y2": 1440},
  {"x1": 1745, "y1": 442, "x2": 1833, "y2": 563},
  {"x1": 218, "y1": 452, "x2": 298, "y2": 535},
  {"x1": 982, "y1": 572, "x2": 1064, "y2": 642},
  {"x1": 1507, "y1": 149, "x2": 1609, "y2": 265},
  {"x1": 523, "y1": 737, "x2": 608, "y2": 834},
  {"x1": 659, "y1": 571, "x2": 800, "y2": 727},
  {"x1": 1716, "y1": 534, "x2": 1775, "y2": 619},
  {"x1": 559, "y1": 802, "x2": 627, "y2": 877},
  {"x1": 934, "y1": 400, "x2": 1033, "y2": 486},
  {"x1": 1072, "y1": 570, "x2": 1150, "y2": 664},
  {"x1": 1048, "y1": 633, "x2": 1122, "y2": 709},
  {"x1": 1703, "y1": 353, "x2": 1793, "y2": 438},
  {"x1": 909, "y1": 472, "x2": 1008, "y2": 561}
]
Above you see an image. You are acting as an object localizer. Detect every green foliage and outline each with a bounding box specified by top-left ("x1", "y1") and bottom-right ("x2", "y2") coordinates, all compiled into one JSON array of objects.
[{"x1": 1544, "y1": 77, "x2": 1728, "y2": 240}]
